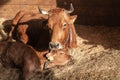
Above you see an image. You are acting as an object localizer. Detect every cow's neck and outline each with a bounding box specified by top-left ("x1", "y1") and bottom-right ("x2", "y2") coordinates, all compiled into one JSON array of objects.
[{"x1": 64, "y1": 27, "x2": 72, "y2": 49}]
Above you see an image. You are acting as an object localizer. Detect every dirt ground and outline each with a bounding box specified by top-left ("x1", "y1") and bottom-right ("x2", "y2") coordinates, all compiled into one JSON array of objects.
[{"x1": 0, "y1": 25, "x2": 120, "y2": 80}]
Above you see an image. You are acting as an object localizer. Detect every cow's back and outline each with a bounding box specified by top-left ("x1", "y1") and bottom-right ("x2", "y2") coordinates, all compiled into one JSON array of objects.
[
  {"x1": 26, "y1": 19, "x2": 50, "y2": 51},
  {"x1": 12, "y1": 19, "x2": 50, "y2": 51}
]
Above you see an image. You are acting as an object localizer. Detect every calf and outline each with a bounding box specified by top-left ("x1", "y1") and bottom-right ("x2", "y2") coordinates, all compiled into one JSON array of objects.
[
  {"x1": 0, "y1": 41, "x2": 43, "y2": 80},
  {"x1": 31, "y1": 49, "x2": 71, "y2": 69},
  {"x1": 45, "y1": 50, "x2": 71, "y2": 68}
]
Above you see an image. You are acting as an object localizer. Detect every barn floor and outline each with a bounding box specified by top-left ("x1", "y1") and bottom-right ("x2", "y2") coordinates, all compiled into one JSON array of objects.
[{"x1": 0, "y1": 25, "x2": 120, "y2": 80}]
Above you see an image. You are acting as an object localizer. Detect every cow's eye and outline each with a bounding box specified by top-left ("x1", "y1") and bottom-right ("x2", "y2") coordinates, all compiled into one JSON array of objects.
[{"x1": 63, "y1": 23, "x2": 67, "y2": 28}]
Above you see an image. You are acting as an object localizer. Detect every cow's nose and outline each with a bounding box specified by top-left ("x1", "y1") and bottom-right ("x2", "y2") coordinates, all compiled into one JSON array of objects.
[{"x1": 49, "y1": 42, "x2": 60, "y2": 49}]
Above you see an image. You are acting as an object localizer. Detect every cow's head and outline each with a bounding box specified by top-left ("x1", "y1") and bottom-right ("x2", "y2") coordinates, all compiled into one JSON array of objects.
[{"x1": 38, "y1": 4, "x2": 77, "y2": 50}]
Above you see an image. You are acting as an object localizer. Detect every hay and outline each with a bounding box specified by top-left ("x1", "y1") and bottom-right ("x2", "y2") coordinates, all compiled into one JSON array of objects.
[{"x1": 0, "y1": 18, "x2": 8, "y2": 41}]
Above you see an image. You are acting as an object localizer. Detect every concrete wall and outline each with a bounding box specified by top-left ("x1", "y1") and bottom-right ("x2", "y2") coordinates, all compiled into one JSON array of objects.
[
  {"x1": 0, "y1": 0, "x2": 56, "y2": 19},
  {"x1": 0, "y1": 0, "x2": 120, "y2": 25},
  {"x1": 57, "y1": 0, "x2": 120, "y2": 25}
]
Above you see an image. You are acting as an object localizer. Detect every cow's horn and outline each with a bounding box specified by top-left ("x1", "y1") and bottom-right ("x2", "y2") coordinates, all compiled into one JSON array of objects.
[
  {"x1": 38, "y1": 6, "x2": 48, "y2": 15},
  {"x1": 66, "y1": 3, "x2": 74, "y2": 13}
]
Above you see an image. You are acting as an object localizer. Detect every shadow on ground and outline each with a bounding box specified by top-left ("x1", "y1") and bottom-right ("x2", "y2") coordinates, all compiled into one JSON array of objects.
[
  {"x1": 0, "y1": 67, "x2": 54, "y2": 80},
  {"x1": 75, "y1": 25, "x2": 120, "y2": 50}
]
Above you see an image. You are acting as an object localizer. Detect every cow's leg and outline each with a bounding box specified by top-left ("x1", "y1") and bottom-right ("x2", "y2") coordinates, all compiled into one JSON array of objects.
[
  {"x1": 21, "y1": 61, "x2": 31, "y2": 80},
  {"x1": 36, "y1": 52, "x2": 47, "y2": 70},
  {"x1": 40, "y1": 58, "x2": 47, "y2": 70},
  {"x1": 8, "y1": 26, "x2": 16, "y2": 42},
  {"x1": 21, "y1": 68, "x2": 30, "y2": 80},
  {"x1": 20, "y1": 33, "x2": 28, "y2": 44},
  {"x1": 18, "y1": 25, "x2": 28, "y2": 44},
  {"x1": 12, "y1": 10, "x2": 26, "y2": 25}
]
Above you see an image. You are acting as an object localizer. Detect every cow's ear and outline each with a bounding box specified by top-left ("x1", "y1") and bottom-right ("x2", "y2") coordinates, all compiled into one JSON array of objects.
[{"x1": 70, "y1": 15, "x2": 77, "y2": 24}]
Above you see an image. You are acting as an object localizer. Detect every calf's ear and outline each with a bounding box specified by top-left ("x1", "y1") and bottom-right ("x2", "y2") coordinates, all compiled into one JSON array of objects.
[{"x1": 69, "y1": 15, "x2": 77, "y2": 24}]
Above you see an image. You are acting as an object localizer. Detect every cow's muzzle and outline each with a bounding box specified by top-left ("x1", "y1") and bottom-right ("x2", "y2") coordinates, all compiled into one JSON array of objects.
[{"x1": 49, "y1": 42, "x2": 63, "y2": 50}]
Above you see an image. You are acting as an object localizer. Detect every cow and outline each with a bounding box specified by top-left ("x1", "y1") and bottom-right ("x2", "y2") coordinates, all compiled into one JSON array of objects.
[
  {"x1": 0, "y1": 41, "x2": 43, "y2": 80},
  {"x1": 10, "y1": 3, "x2": 77, "y2": 51}
]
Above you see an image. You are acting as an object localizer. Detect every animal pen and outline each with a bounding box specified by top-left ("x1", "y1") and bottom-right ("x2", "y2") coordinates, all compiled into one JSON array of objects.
[{"x1": 0, "y1": 0, "x2": 120, "y2": 80}]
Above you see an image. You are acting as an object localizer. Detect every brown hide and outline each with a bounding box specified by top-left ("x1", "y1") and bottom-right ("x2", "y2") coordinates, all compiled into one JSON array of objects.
[
  {"x1": 11, "y1": 10, "x2": 50, "y2": 51},
  {"x1": 12, "y1": 10, "x2": 48, "y2": 25},
  {"x1": 0, "y1": 41, "x2": 42, "y2": 80}
]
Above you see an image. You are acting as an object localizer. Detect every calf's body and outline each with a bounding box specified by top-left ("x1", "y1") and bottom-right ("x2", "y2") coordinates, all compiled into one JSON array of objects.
[{"x1": 0, "y1": 41, "x2": 41, "y2": 80}]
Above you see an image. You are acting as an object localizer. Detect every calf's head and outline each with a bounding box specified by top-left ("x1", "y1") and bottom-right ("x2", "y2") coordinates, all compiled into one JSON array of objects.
[
  {"x1": 45, "y1": 50, "x2": 71, "y2": 68},
  {"x1": 39, "y1": 4, "x2": 77, "y2": 50}
]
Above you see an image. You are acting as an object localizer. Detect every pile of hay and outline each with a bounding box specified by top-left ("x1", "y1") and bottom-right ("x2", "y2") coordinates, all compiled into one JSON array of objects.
[{"x1": 0, "y1": 18, "x2": 8, "y2": 41}]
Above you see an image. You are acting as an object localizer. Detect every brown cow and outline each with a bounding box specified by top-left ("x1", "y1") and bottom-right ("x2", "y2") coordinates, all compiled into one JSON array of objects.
[
  {"x1": 0, "y1": 41, "x2": 44, "y2": 80},
  {"x1": 10, "y1": 3, "x2": 77, "y2": 51}
]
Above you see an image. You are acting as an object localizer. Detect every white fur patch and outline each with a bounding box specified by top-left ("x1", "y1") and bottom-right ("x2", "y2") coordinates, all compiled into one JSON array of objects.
[
  {"x1": 0, "y1": 18, "x2": 6, "y2": 28},
  {"x1": 0, "y1": 18, "x2": 7, "y2": 41},
  {"x1": 47, "y1": 56, "x2": 54, "y2": 61}
]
